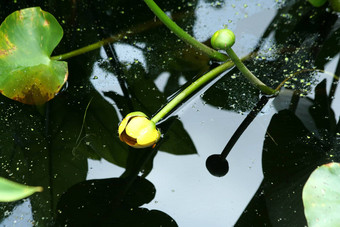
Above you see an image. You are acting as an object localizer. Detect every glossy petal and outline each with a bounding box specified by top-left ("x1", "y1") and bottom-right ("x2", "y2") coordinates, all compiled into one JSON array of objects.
[
  {"x1": 137, "y1": 125, "x2": 161, "y2": 148},
  {"x1": 118, "y1": 111, "x2": 148, "y2": 137},
  {"x1": 118, "y1": 117, "x2": 130, "y2": 138},
  {"x1": 118, "y1": 112, "x2": 161, "y2": 148},
  {"x1": 125, "y1": 117, "x2": 151, "y2": 139}
]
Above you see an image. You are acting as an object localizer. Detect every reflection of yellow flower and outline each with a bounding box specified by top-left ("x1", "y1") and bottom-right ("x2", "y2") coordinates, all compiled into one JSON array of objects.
[{"x1": 118, "y1": 111, "x2": 161, "y2": 148}]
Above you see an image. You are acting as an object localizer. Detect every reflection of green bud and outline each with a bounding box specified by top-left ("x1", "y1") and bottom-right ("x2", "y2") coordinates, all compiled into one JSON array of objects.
[
  {"x1": 211, "y1": 29, "x2": 235, "y2": 50},
  {"x1": 118, "y1": 111, "x2": 161, "y2": 148}
]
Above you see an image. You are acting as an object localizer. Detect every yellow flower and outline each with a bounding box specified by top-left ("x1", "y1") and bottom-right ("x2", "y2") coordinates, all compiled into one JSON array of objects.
[{"x1": 118, "y1": 111, "x2": 161, "y2": 148}]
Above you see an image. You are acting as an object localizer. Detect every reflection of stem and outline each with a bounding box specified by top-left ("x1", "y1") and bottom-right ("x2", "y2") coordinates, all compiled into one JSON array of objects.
[
  {"x1": 120, "y1": 147, "x2": 157, "y2": 179},
  {"x1": 289, "y1": 90, "x2": 301, "y2": 113},
  {"x1": 103, "y1": 44, "x2": 134, "y2": 114},
  {"x1": 143, "y1": 0, "x2": 229, "y2": 62},
  {"x1": 150, "y1": 57, "x2": 242, "y2": 123},
  {"x1": 72, "y1": 97, "x2": 93, "y2": 155},
  {"x1": 225, "y1": 47, "x2": 276, "y2": 95},
  {"x1": 220, "y1": 95, "x2": 270, "y2": 159}
]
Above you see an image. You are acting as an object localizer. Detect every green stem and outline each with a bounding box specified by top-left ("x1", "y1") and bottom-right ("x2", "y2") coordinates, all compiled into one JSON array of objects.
[
  {"x1": 151, "y1": 57, "x2": 243, "y2": 123},
  {"x1": 225, "y1": 47, "x2": 276, "y2": 95},
  {"x1": 143, "y1": 0, "x2": 228, "y2": 62},
  {"x1": 51, "y1": 36, "x2": 122, "y2": 61}
]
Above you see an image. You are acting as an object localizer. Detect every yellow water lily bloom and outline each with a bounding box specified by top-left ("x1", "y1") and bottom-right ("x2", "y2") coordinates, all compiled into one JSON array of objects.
[{"x1": 118, "y1": 111, "x2": 161, "y2": 148}]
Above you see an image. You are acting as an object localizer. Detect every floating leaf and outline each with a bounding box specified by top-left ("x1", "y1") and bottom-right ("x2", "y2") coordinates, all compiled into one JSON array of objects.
[
  {"x1": 0, "y1": 7, "x2": 67, "y2": 105},
  {"x1": 0, "y1": 177, "x2": 42, "y2": 202},
  {"x1": 303, "y1": 162, "x2": 340, "y2": 227}
]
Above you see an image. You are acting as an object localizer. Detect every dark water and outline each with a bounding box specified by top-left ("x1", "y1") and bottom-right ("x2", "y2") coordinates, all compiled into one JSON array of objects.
[{"x1": 0, "y1": 0, "x2": 339, "y2": 226}]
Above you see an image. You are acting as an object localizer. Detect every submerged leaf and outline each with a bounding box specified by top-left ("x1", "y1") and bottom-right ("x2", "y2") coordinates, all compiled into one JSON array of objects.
[
  {"x1": 0, "y1": 7, "x2": 67, "y2": 105},
  {"x1": 303, "y1": 162, "x2": 340, "y2": 227},
  {"x1": 0, "y1": 177, "x2": 42, "y2": 202}
]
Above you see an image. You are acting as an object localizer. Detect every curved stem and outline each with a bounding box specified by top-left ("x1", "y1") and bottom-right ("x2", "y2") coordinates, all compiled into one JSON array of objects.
[
  {"x1": 150, "y1": 57, "x2": 244, "y2": 123},
  {"x1": 143, "y1": 0, "x2": 228, "y2": 62},
  {"x1": 225, "y1": 47, "x2": 276, "y2": 95},
  {"x1": 51, "y1": 36, "x2": 121, "y2": 60}
]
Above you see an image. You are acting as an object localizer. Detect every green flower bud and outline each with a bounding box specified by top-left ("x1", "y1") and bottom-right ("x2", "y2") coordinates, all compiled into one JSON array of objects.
[
  {"x1": 211, "y1": 29, "x2": 235, "y2": 50},
  {"x1": 308, "y1": 0, "x2": 327, "y2": 7},
  {"x1": 118, "y1": 111, "x2": 161, "y2": 148}
]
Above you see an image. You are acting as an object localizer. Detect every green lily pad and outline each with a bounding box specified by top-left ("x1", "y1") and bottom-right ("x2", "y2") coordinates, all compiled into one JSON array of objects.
[
  {"x1": 0, "y1": 7, "x2": 67, "y2": 105},
  {"x1": 303, "y1": 162, "x2": 340, "y2": 227},
  {"x1": 0, "y1": 177, "x2": 42, "y2": 202}
]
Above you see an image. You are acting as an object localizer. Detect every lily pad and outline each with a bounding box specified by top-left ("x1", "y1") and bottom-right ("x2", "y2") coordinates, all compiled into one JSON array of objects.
[
  {"x1": 303, "y1": 162, "x2": 340, "y2": 227},
  {"x1": 0, "y1": 7, "x2": 67, "y2": 105}
]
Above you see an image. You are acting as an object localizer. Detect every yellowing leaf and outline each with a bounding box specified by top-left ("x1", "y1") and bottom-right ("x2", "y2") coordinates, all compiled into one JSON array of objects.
[{"x1": 0, "y1": 7, "x2": 68, "y2": 105}]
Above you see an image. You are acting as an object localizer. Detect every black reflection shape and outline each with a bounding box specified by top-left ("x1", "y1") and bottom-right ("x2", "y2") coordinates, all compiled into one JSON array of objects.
[
  {"x1": 235, "y1": 79, "x2": 340, "y2": 226},
  {"x1": 56, "y1": 177, "x2": 177, "y2": 227},
  {"x1": 206, "y1": 154, "x2": 229, "y2": 177},
  {"x1": 206, "y1": 95, "x2": 271, "y2": 177}
]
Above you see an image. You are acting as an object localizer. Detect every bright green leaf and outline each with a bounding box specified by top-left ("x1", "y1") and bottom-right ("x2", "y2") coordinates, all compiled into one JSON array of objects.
[
  {"x1": 0, "y1": 7, "x2": 67, "y2": 105},
  {"x1": 303, "y1": 162, "x2": 340, "y2": 227},
  {"x1": 0, "y1": 177, "x2": 42, "y2": 202}
]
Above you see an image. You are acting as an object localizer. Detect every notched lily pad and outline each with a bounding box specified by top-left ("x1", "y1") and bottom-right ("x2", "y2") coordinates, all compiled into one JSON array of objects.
[
  {"x1": 0, "y1": 7, "x2": 67, "y2": 105},
  {"x1": 303, "y1": 162, "x2": 340, "y2": 227}
]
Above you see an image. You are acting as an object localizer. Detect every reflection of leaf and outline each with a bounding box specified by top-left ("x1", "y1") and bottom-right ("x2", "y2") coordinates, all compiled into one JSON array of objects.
[
  {"x1": 309, "y1": 79, "x2": 336, "y2": 136},
  {"x1": 56, "y1": 177, "x2": 178, "y2": 226},
  {"x1": 236, "y1": 79, "x2": 340, "y2": 226},
  {"x1": 0, "y1": 7, "x2": 67, "y2": 105},
  {"x1": 158, "y1": 116, "x2": 196, "y2": 155},
  {"x1": 303, "y1": 162, "x2": 340, "y2": 227},
  {"x1": 236, "y1": 110, "x2": 322, "y2": 226},
  {"x1": 123, "y1": 62, "x2": 169, "y2": 115},
  {"x1": 316, "y1": 25, "x2": 340, "y2": 68},
  {"x1": 0, "y1": 177, "x2": 42, "y2": 202},
  {"x1": 76, "y1": 92, "x2": 129, "y2": 167},
  {"x1": 260, "y1": 0, "x2": 338, "y2": 75},
  {"x1": 0, "y1": 97, "x2": 88, "y2": 225}
]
